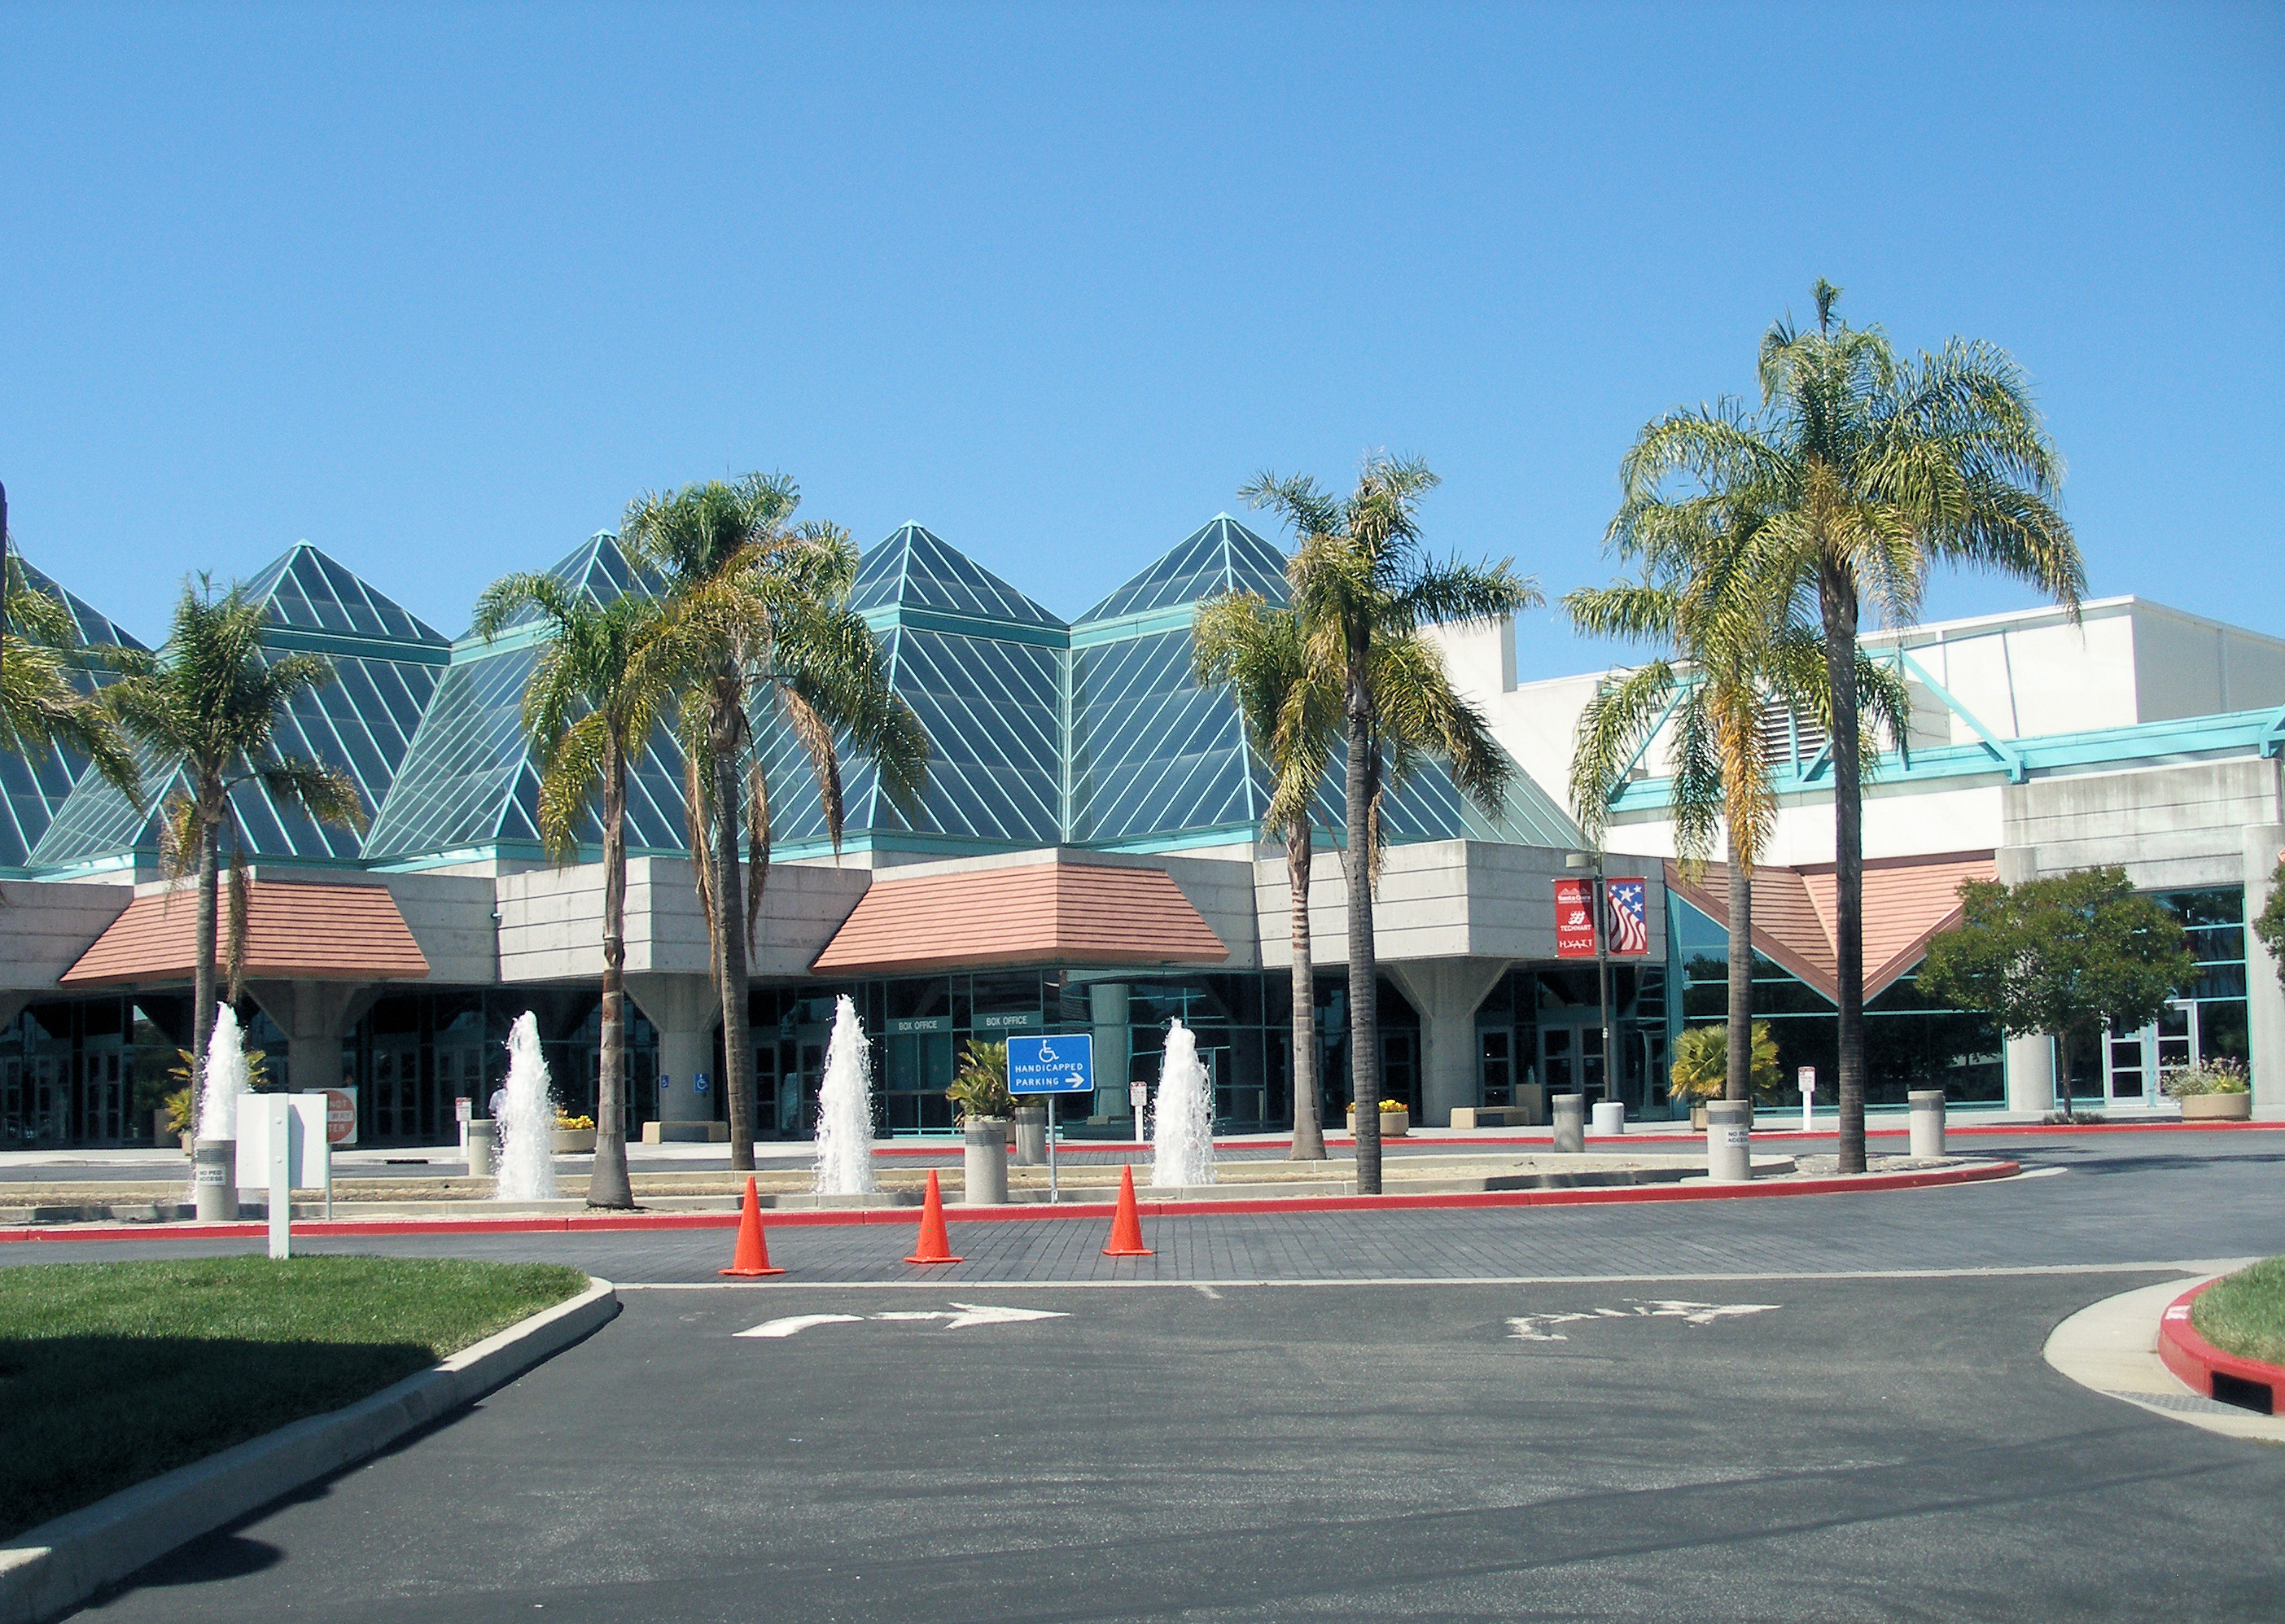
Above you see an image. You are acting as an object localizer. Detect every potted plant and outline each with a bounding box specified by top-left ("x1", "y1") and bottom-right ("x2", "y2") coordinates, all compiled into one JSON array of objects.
[
  {"x1": 2162, "y1": 1058, "x2": 2253, "y2": 1121},
  {"x1": 163, "y1": 1086, "x2": 197, "y2": 1153},
  {"x1": 1345, "y1": 1097, "x2": 1412, "y2": 1137},
  {"x1": 1667, "y1": 1022, "x2": 1781, "y2": 1128},
  {"x1": 552, "y1": 1113, "x2": 598, "y2": 1153},
  {"x1": 947, "y1": 1040, "x2": 1014, "y2": 1126}
]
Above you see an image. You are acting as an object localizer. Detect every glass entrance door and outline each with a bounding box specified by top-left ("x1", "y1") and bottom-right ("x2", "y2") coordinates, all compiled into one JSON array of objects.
[
  {"x1": 1539, "y1": 1023, "x2": 1606, "y2": 1103},
  {"x1": 371, "y1": 1038, "x2": 423, "y2": 1141},
  {"x1": 2107, "y1": 1001, "x2": 2200, "y2": 1106}
]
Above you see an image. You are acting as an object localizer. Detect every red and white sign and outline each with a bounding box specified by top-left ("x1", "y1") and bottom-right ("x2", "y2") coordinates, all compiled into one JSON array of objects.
[
  {"x1": 1604, "y1": 878, "x2": 1649, "y2": 956},
  {"x1": 1554, "y1": 878, "x2": 1597, "y2": 959},
  {"x1": 322, "y1": 1087, "x2": 359, "y2": 1147}
]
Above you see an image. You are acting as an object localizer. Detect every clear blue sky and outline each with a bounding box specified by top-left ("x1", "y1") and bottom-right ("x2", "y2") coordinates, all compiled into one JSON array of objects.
[{"x1": 5, "y1": 2, "x2": 2278, "y2": 678}]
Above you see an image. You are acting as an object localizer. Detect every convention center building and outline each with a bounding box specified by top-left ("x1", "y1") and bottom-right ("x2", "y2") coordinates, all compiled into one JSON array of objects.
[{"x1": 2, "y1": 516, "x2": 2280, "y2": 1147}]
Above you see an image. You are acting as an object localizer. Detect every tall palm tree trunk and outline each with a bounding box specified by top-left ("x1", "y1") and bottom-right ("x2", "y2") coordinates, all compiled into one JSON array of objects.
[
  {"x1": 589, "y1": 742, "x2": 634, "y2": 1209},
  {"x1": 1725, "y1": 830, "x2": 1753, "y2": 1105},
  {"x1": 1344, "y1": 682, "x2": 1381, "y2": 1195},
  {"x1": 1287, "y1": 816, "x2": 1324, "y2": 1161},
  {"x1": 191, "y1": 802, "x2": 221, "y2": 1114},
  {"x1": 1819, "y1": 565, "x2": 1867, "y2": 1173},
  {"x1": 711, "y1": 701, "x2": 756, "y2": 1171}
]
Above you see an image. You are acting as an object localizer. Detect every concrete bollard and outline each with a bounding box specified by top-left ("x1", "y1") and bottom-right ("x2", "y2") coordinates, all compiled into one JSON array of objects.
[
  {"x1": 1705, "y1": 1099, "x2": 1752, "y2": 1182},
  {"x1": 1908, "y1": 1089, "x2": 1946, "y2": 1159},
  {"x1": 1012, "y1": 1105, "x2": 1048, "y2": 1167},
  {"x1": 964, "y1": 1121, "x2": 1010, "y2": 1204},
  {"x1": 193, "y1": 1139, "x2": 238, "y2": 1221},
  {"x1": 1591, "y1": 1101, "x2": 1627, "y2": 1136},
  {"x1": 1552, "y1": 1092, "x2": 1586, "y2": 1153},
  {"x1": 466, "y1": 1120, "x2": 497, "y2": 1179}
]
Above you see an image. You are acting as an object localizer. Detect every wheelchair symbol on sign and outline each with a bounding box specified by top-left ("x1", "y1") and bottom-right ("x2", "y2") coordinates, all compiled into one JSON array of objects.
[{"x1": 1035, "y1": 1042, "x2": 1061, "y2": 1065}]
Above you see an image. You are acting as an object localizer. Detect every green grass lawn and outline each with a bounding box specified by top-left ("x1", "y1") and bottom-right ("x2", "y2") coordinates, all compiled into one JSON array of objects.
[
  {"x1": 0, "y1": 1256, "x2": 590, "y2": 1540},
  {"x1": 2191, "y1": 1255, "x2": 2285, "y2": 1368}
]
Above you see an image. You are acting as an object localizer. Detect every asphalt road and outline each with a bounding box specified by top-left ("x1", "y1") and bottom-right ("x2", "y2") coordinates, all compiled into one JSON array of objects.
[{"x1": 24, "y1": 1127, "x2": 2285, "y2": 1622}]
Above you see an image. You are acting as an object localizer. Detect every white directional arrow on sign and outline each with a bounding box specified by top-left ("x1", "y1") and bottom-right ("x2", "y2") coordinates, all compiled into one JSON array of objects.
[{"x1": 737, "y1": 1303, "x2": 1070, "y2": 1339}]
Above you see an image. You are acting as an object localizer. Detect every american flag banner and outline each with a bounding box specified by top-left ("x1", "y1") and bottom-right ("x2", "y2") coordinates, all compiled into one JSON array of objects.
[{"x1": 1604, "y1": 878, "x2": 1648, "y2": 956}]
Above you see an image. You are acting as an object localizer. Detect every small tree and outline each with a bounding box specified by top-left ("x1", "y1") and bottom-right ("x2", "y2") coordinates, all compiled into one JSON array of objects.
[
  {"x1": 1669, "y1": 1021, "x2": 1782, "y2": 1103},
  {"x1": 1919, "y1": 868, "x2": 2197, "y2": 1117},
  {"x1": 2253, "y1": 856, "x2": 2285, "y2": 993}
]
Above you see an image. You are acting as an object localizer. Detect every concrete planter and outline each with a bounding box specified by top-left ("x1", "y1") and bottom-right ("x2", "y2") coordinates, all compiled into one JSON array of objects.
[
  {"x1": 1346, "y1": 1109, "x2": 1410, "y2": 1137},
  {"x1": 964, "y1": 1119, "x2": 1010, "y2": 1204},
  {"x1": 2178, "y1": 1092, "x2": 2252, "y2": 1121},
  {"x1": 552, "y1": 1127, "x2": 597, "y2": 1154}
]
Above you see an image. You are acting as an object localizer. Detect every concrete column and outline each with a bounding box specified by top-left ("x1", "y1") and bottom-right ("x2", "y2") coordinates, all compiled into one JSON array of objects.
[
  {"x1": 2246, "y1": 825, "x2": 2285, "y2": 1123},
  {"x1": 246, "y1": 981, "x2": 382, "y2": 1093},
  {"x1": 1090, "y1": 983, "x2": 1131, "y2": 1123},
  {"x1": 1994, "y1": 845, "x2": 2055, "y2": 1115},
  {"x1": 1385, "y1": 960, "x2": 1509, "y2": 1127},
  {"x1": 627, "y1": 973, "x2": 720, "y2": 1129}
]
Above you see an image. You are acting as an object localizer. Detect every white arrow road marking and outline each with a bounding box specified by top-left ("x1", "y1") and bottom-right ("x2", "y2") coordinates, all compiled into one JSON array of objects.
[
  {"x1": 943, "y1": 1302, "x2": 1068, "y2": 1329},
  {"x1": 737, "y1": 1314, "x2": 865, "y2": 1339},
  {"x1": 737, "y1": 1303, "x2": 1070, "y2": 1338},
  {"x1": 1508, "y1": 1299, "x2": 1780, "y2": 1342}
]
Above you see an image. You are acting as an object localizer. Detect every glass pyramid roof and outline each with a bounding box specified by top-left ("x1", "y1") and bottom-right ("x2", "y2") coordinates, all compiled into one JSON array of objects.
[
  {"x1": 366, "y1": 535, "x2": 688, "y2": 864},
  {"x1": 1079, "y1": 515, "x2": 1290, "y2": 624},
  {"x1": 0, "y1": 557, "x2": 150, "y2": 873},
  {"x1": 29, "y1": 544, "x2": 446, "y2": 872},
  {"x1": 242, "y1": 541, "x2": 449, "y2": 644},
  {"x1": 851, "y1": 524, "x2": 1065, "y2": 628}
]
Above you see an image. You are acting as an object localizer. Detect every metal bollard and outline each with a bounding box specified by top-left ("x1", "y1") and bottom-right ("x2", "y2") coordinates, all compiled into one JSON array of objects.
[
  {"x1": 1552, "y1": 1092, "x2": 1586, "y2": 1153},
  {"x1": 1705, "y1": 1099, "x2": 1752, "y2": 1182},
  {"x1": 193, "y1": 1138, "x2": 238, "y2": 1221},
  {"x1": 964, "y1": 1121, "x2": 1009, "y2": 1204},
  {"x1": 1908, "y1": 1090, "x2": 1946, "y2": 1159},
  {"x1": 1012, "y1": 1106, "x2": 1047, "y2": 1167},
  {"x1": 466, "y1": 1120, "x2": 497, "y2": 1179}
]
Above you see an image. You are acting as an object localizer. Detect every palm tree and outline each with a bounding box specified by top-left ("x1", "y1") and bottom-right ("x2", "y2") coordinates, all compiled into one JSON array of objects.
[
  {"x1": 1192, "y1": 594, "x2": 1340, "y2": 1160},
  {"x1": 623, "y1": 475, "x2": 926, "y2": 1171},
  {"x1": 106, "y1": 579, "x2": 366, "y2": 1105},
  {"x1": 1245, "y1": 457, "x2": 1540, "y2": 1193},
  {"x1": 1616, "y1": 281, "x2": 2082, "y2": 1170},
  {"x1": 1566, "y1": 530, "x2": 1906, "y2": 1105},
  {"x1": 473, "y1": 572, "x2": 689, "y2": 1209},
  {"x1": 2, "y1": 557, "x2": 141, "y2": 806}
]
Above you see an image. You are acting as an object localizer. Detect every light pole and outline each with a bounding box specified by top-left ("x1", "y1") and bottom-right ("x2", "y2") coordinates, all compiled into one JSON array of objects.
[{"x1": 1566, "y1": 848, "x2": 1615, "y2": 1107}]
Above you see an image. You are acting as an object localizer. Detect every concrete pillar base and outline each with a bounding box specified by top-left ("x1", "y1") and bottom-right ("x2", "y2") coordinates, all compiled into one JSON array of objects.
[
  {"x1": 1705, "y1": 1100, "x2": 1751, "y2": 1182},
  {"x1": 1909, "y1": 1090, "x2": 1946, "y2": 1158},
  {"x1": 1552, "y1": 1093, "x2": 1585, "y2": 1153}
]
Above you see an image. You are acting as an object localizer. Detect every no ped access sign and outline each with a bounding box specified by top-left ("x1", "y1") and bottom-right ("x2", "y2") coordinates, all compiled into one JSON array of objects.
[{"x1": 1006, "y1": 1034, "x2": 1093, "y2": 1096}]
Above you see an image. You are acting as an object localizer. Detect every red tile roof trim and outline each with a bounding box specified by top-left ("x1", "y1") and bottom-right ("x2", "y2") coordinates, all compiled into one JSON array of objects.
[
  {"x1": 60, "y1": 882, "x2": 431, "y2": 987},
  {"x1": 1664, "y1": 851, "x2": 1994, "y2": 1002},
  {"x1": 812, "y1": 862, "x2": 1228, "y2": 974}
]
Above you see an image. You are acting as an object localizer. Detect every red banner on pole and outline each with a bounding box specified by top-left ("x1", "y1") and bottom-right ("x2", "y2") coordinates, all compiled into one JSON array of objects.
[{"x1": 1554, "y1": 878, "x2": 1596, "y2": 959}]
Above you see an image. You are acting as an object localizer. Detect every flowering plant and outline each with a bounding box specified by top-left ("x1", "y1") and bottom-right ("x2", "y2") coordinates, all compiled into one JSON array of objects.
[
  {"x1": 554, "y1": 1114, "x2": 597, "y2": 1131},
  {"x1": 1377, "y1": 1098, "x2": 1409, "y2": 1113},
  {"x1": 2160, "y1": 1059, "x2": 2249, "y2": 1097}
]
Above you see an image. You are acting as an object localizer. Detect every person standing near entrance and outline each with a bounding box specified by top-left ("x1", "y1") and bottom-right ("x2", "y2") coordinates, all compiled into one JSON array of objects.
[{"x1": 488, "y1": 1079, "x2": 508, "y2": 1123}]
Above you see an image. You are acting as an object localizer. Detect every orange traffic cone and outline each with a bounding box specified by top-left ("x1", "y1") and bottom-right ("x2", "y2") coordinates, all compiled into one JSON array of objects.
[
  {"x1": 720, "y1": 1176, "x2": 786, "y2": 1277},
  {"x1": 904, "y1": 1168, "x2": 963, "y2": 1265},
  {"x1": 1101, "y1": 1164, "x2": 1153, "y2": 1257}
]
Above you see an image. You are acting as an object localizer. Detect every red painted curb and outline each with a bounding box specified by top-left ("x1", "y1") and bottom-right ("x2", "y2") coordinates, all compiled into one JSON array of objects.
[
  {"x1": 2156, "y1": 1279, "x2": 2285, "y2": 1412},
  {"x1": 0, "y1": 1158, "x2": 2020, "y2": 1245}
]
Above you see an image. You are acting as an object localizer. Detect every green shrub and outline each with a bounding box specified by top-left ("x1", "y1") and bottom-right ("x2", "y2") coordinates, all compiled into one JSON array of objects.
[
  {"x1": 946, "y1": 1040, "x2": 1013, "y2": 1122},
  {"x1": 1668, "y1": 1021, "x2": 1781, "y2": 1101}
]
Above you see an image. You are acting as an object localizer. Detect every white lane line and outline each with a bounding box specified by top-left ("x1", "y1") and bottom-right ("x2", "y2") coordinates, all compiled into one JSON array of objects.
[
  {"x1": 1193, "y1": 1284, "x2": 1222, "y2": 1299},
  {"x1": 624, "y1": 1259, "x2": 2251, "y2": 1292}
]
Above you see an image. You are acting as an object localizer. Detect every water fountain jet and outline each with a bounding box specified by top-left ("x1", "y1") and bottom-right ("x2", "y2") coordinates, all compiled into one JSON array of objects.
[
  {"x1": 812, "y1": 995, "x2": 877, "y2": 1195},
  {"x1": 1150, "y1": 1018, "x2": 1215, "y2": 1188},
  {"x1": 493, "y1": 1013, "x2": 559, "y2": 1202}
]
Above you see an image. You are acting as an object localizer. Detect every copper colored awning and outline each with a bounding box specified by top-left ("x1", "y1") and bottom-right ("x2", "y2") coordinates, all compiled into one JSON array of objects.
[
  {"x1": 60, "y1": 881, "x2": 431, "y2": 987},
  {"x1": 1663, "y1": 851, "x2": 1995, "y2": 1000},
  {"x1": 812, "y1": 861, "x2": 1228, "y2": 975}
]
